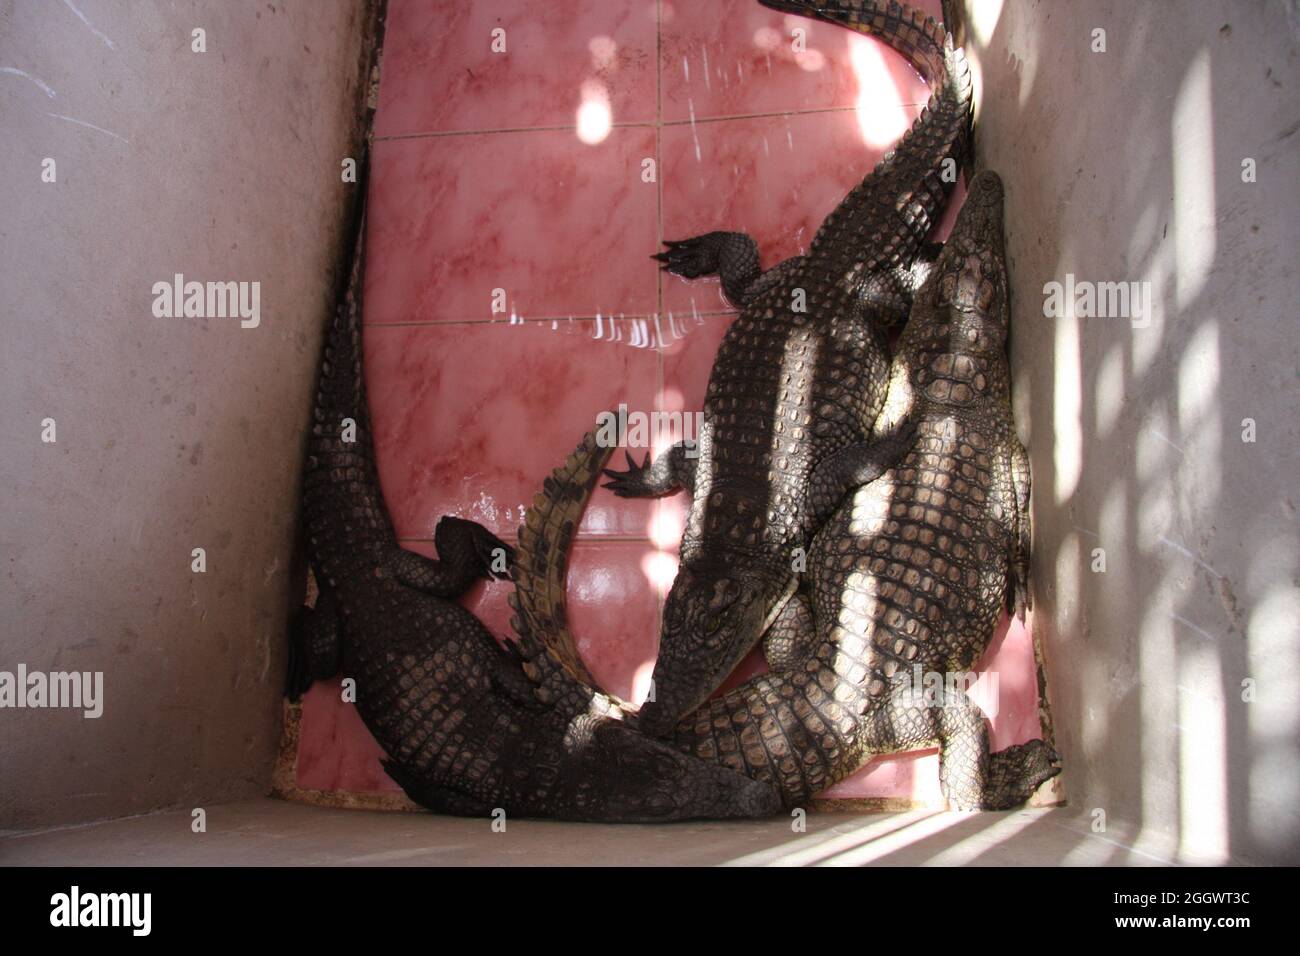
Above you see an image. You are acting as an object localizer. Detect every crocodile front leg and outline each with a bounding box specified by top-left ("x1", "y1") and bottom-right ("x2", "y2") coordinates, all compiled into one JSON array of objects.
[
  {"x1": 384, "y1": 516, "x2": 515, "y2": 598},
  {"x1": 601, "y1": 441, "x2": 697, "y2": 498},
  {"x1": 806, "y1": 416, "x2": 918, "y2": 527},
  {"x1": 854, "y1": 240, "x2": 946, "y2": 321},
  {"x1": 654, "y1": 231, "x2": 804, "y2": 308}
]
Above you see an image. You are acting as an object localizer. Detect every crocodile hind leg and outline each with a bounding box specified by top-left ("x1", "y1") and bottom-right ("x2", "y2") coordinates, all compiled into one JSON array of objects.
[
  {"x1": 853, "y1": 239, "x2": 946, "y2": 326},
  {"x1": 286, "y1": 586, "x2": 342, "y2": 700},
  {"x1": 601, "y1": 441, "x2": 697, "y2": 498},
  {"x1": 384, "y1": 516, "x2": 516, "y2": 598},
  {"x1": 653, "y1": 231, "x2": 804, "y2": 308},
  {"x1": 865, "y1": 687, "x2": 1060, "y2": 810},
  {"x1": 933, "y1": 694, "x2": 1060, "y2": 810}
]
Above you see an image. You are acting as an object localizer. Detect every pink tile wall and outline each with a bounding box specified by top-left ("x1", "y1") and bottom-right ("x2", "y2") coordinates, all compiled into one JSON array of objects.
[{"x1": 297, "y1": 0, "x2": 1046, "y2": 808}]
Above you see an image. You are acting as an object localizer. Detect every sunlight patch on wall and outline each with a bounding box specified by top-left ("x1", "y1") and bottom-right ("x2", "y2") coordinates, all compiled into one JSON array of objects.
[
  {"x1": 1177, "y1": 646, "x2": 1229, "y2": 862},
  {"x1": 1138, "y1": 576, "x2": 1179, "y2": 837},
  {"x1": 1052, "y1": 310, "x2": 1083, "y2": 503},
  {"x1": 1132, "y1": 253, "x2": 1170, "y2": 378},
  {"x1": 1247, "y1": 584, "x2": 1300, "y2": 847},
  {"x1": 1094, "y1": 343, "x2": 1125, "y2": 437},
  {"x1": 1053, "y1": 532, "x2": 1081, "y2": 646},
  {"x1": 968, "y1": 0, "x2": 1006, "y2": 47},
  {"x1": 1177, "y1": 321, "x2": 1220, "y2": 431},
  {"x1": 1171, "y1": 49, "x2": 1217, "y2": 310},
  {"x1": 1177, "y1": 320, "x2": 1222, "y2": 505}
]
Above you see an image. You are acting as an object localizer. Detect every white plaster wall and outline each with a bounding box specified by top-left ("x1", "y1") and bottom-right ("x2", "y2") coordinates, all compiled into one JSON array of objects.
[
  {"x1": 958, "y1": 0, "x2": 1300, "y2": 863},
  {"x1": 0, "y1": 0, "x2": 372, "y2": 829}
]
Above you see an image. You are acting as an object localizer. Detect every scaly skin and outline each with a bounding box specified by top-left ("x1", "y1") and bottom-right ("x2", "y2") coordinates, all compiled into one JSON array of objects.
[
  {"x1": 289, "y1": 189, "x2": 780, "y2": 823},
  {"x1": 515, "y1": 173, "x2": 1060, "y2": 810},
  {"x1": 606, "y1": 0, "x2": 974, "y2": 735}
]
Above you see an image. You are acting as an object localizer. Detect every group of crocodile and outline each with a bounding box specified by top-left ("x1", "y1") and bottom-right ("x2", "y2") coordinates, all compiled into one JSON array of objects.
[{"x1": 287, "y1": 0, "x2": 1060, "y2": 822}]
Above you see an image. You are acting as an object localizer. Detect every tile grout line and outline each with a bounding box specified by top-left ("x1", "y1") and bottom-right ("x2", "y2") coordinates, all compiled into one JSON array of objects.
[
  {"x1": 373, "y1": 104, "x2": 931, "y2": 144},
  {"x1": 366, "y1": 311, "x2": 736, "y2": 329}
]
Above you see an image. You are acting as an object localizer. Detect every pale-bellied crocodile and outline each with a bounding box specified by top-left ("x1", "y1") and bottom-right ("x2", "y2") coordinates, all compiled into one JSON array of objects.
[
  {"x1": 602, "y1": 0, "x2": 974, "y2": 735},
  {"x1": 512, "y1": 172, "x2": 1060, "y2": 809}
]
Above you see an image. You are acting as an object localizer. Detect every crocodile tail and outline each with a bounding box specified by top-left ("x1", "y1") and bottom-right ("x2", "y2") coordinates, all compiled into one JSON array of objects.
[
  {"x1": 303, "y1": 165, "x2": 400, "y2": 579},
  {"x1": 763, "y1": 1, "x2": 973, "y2": 286},
  {"x1": 507, "y1": 427, "x2": 627, "y2": 710},
  {"x1": 311, "y1": 184, "x2": 369, "y2": 441}
]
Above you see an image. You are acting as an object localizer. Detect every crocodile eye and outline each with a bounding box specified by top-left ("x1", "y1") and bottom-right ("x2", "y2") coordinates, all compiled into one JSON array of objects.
[{"x1": 705, "y1": 616, "x2": 722, "y2": 635}]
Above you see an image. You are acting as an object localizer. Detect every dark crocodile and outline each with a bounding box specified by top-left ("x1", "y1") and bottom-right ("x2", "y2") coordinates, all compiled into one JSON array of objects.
[
  {"x1": 287, "y1": 184, "x2": 780, "y2": 823},
  {"x1": 513, "y1": 172, "x2": 1060, "y2": 809},
  {"x1": 602, "y1": 0, "x2": 974, "y2": 735}
]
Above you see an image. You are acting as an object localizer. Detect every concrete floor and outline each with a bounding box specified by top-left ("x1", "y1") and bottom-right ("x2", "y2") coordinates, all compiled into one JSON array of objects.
[{"x1": 0, "y1": 798, "x2": 1183, "y2": 866}]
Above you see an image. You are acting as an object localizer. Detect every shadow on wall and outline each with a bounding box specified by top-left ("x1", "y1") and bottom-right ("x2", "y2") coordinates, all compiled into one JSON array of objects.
[{"x1": 952, "y1": 0, "x2": 1300, "y2": 864}]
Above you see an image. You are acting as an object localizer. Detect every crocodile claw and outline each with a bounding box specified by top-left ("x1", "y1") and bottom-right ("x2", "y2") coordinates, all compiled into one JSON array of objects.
[
  {"x1": 601, "y1": 449, "x2": 655, "y2": 497},
  {"x1": 652, "y1": 236, "x2": 719, "y2": 280},
  {"x1": 437, "y1": 515, "x2": 516, "y2": 581}
]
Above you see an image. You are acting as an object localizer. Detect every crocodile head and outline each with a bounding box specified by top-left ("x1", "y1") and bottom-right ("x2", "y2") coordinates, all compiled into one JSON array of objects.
[
  {"x1": 931, "y1": 171, "x2": 1008, "y2": 350},
  {"x1": 638, "y1": 559, "x2": 793, "y2": 737},
  {"x1": 888, "y1": 171, "x2": 1010, "y2": 421}
]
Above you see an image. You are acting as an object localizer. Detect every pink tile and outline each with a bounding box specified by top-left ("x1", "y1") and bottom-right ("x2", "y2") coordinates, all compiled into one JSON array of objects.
[
  {"x1": 659, "y1": 0, "x2": 931, "y2": 122},
  {"x1": 297, "y1": 678, "x2": 398, "y2": 792},
  {"x1": 822, "y1": 749, "x2": 943, "y2": 802},
  {"x1": 364, "y1": 321, "x2": 661, "y2": 538},
  {"x1": 659, "y1": 107, "x2": 918, "y2": 314},
  {"x1": 366, "y1": 127, "x2": 660, "y2": 323},
  {"x1": 376, "y1": 0, "x2": 658, "y2": 137},
  {"x1": 979, "y1": 611, "x2": 1044, "y2": 752},
  {"x1": 565, "y1": 540, "x2": 663, "y2": 703}
]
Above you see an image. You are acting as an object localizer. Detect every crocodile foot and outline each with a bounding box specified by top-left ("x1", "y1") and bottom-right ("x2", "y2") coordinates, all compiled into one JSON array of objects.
[
  {"x1": 964, "y1": 738, "x2": 1061, "y2": 811},
  {"x1": 434, "y1": 516, "x2": 516, "y2": 581},
  {"x1": 601, "y1": 449, "x2": 656, "y2": 498},
  {"x1": 652, "y1": 234, "x2": 726, "y2": 279}
]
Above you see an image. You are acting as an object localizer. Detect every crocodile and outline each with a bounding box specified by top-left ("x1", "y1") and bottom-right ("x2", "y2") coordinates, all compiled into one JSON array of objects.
[
  {"x1": 512, "y1": 171, "x2": 1060, "y2": 809},
  {"x1": 602, "y1": 0, "x2": 974, "y2": 735},
  {"x1": 287, "y1": 182, "x2": 781, "y2": 822}
]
